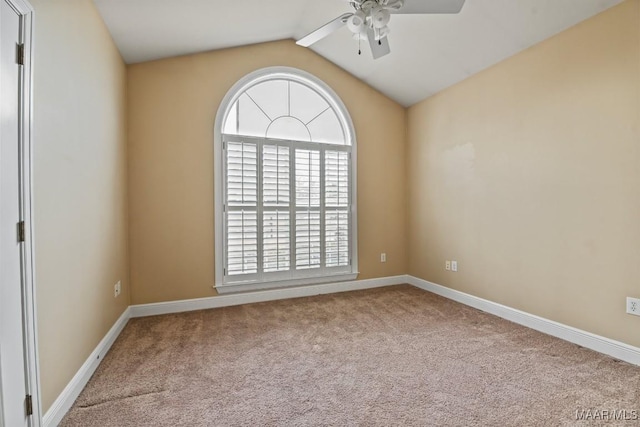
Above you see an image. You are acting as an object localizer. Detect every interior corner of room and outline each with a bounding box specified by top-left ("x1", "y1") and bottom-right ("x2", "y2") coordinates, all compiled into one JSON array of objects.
[{"x1": 1, "y1": 0, "x2": 639, "y2": 425}]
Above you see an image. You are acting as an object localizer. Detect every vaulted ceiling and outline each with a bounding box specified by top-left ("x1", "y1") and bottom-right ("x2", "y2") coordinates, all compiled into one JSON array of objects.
[{"x1": 94, "y1": 0, "x2": 622, "y2": 106}]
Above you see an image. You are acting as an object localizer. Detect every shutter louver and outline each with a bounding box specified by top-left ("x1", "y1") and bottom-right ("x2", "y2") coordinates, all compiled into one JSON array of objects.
[
  {"x1": 227, "y1": 210, "x2": 258, "y2": 275},
  {"x1": 295, "y1": 149, "x2": 320, "y2": 208},
  {"x1": 325, "y1": 151, "x2": 349, "y2": 208},
  {"x1": 296, "y1": 211, "x2": 321, "y2": 269},
  {"x1": 227, "y1": 141, "x2": 257, "y2": 206},
  {"x1": 226, "y1": 141, "x2": 258, "y2": 275},
  {"x1": 295, "y1": 149, "x2": 321, "y2": 269},
  {"x1": 263, "y1": 145, "x2": 290, "y2": 206},
  {"x1": 325, "y1": 210, "x2": 349, "y2": 267},
  {"x1": 263, "y1": 211, "x2": 290, "y2": 272},
  {"x1": 262, "y1": 144, "x2": 291, "y2": 273},
  {"x1": 325, "y1": 150, "x2": 350, "y2": 267}
]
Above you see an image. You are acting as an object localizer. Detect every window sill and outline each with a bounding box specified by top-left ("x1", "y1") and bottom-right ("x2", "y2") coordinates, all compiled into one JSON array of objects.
[{"x1": 215, "y1": 272, "x2": 359, "y2": 295}]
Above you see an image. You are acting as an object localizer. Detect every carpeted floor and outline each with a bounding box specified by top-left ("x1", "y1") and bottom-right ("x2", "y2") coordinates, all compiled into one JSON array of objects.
[{"x1": 60, "y1": 285, "x2": 640, "y2": 426}]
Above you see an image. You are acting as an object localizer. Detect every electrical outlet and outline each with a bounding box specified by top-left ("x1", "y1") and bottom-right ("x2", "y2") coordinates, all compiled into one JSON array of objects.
[
  {"x1": 380, "y1": 253, "x2": 386, "y2": 263},
  {"x1": 627, "y1": 297, "x2": 640, "y2": 316},
  {"x1": 451, "y1": 261, "x2": 458, "y2": 272},
  {"x1": 114, "y1": 281, "x2": 121, "y2": 298},
  {"x1": 445, "y1": 261, "x2": 451, "y2": 271}
]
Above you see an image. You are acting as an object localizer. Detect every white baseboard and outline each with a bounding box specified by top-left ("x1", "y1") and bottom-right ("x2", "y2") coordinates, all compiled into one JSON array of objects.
[
  {"x1": 406, "y1": 275, "x2": 640, "y2": 366},
  {"x1": 42, "y1": 307, "x2": 131, "y2": 427},
  {"x1": 129, "y1": 275, "x2": 409, "y2": 318}
]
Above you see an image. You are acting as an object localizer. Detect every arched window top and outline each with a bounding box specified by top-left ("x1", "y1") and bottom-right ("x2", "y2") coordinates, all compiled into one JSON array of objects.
[{"x1": 220, "y1": 68, "x2": 354, "y2": 146}]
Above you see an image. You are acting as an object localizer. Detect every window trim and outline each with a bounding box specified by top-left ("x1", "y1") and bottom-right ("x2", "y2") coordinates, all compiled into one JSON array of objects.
[{"x1": 214, "y1": 67, "x2": 358, "y2": 293}]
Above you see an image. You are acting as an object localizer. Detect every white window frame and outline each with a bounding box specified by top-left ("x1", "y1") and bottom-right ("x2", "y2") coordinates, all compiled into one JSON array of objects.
[{"x1": 214, "y1": 67, "x2": 358, "y2": 294}]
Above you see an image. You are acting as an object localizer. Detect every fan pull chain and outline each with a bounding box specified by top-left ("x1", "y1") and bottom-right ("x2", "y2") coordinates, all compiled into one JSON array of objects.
[{"x1": 358, "y1": 36, "x2": 361, "y2": 55}]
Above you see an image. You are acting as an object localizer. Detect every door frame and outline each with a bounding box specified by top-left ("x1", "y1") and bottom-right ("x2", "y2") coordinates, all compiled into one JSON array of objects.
[{"x1": 1, "y1": 0, "x2": 40, "y2": 425}]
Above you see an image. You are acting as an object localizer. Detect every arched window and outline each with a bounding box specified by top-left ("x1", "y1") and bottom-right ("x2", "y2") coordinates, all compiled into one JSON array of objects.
[{"x1": 214, "y1": 67, "x2": 358, "y2": 293}]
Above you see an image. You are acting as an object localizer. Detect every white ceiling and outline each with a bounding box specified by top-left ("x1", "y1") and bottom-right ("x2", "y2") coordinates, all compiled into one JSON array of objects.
[{"x1": 94, "y1": 0, "x2": 622, "y2": 106}]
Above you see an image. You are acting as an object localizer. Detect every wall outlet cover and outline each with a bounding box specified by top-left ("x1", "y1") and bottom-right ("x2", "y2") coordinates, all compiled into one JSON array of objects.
[{"x1": 627, "y1": 297, "x2": 640, "y2": 316}]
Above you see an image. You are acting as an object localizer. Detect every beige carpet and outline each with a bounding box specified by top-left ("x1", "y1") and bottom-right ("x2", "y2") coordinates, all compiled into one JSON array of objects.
[{"x1": 60, "y1": 285, "x2": 640, "y2": 426}]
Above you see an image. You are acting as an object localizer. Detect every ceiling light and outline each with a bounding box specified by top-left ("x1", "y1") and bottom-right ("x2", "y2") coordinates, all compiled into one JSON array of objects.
[
  {"x1": 347, "y1": 10, "x2": 367, "y2": 34},
  {"x1": 372, "y1": 7, "x2": 390, "y2": 28},
  {"x1": 345, "y1": 0, "x2": 402, "y2": 40}
]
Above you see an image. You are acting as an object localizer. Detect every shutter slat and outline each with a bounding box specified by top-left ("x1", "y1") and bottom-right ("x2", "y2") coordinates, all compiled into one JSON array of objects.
[
  {"x1": 295, "y1": 149, "x2": 320, "y2": 208},
  {"x1": 295, "y1": 211, "x2": 321, "y2": 269},
  {"x1": 325, "y1": 208, "x2": 349, "y2": 267},
  {"x1": 226, "y1": 210, "x2": 258, "y2": 275},
  {"x1": 263, "y1": 144, "x2": 290, "y2": 207},
  {"x1": 263, "y1": 210, "x2": 290, "y2": 273},
  {"x1": 325, "y1": 150, "x2": 349, "y2": 208},
  {"x1": 227, "y1": 141, "x2": 258, "y2": 206},
  {"x1": 325, "y1": 150, "x2": 349, "y2": 267}
]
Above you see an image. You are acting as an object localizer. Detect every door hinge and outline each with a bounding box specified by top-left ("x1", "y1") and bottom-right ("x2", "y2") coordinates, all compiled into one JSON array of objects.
[
  {"x1": 17, "y1": 43, "x2": 25, "y2": 66},
  {"x1": 25, "y1": 394, "x2": 33, "y2": 416},
  {"x1": 17, "y1": 221, "x2": 25, "y2": 242}
]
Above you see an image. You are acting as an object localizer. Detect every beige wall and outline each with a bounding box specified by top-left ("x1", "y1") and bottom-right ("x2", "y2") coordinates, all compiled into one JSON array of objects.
[
  {"x1": 31, "y1": 0, "x2": 130, "y2": 411},
  {"x1": 127, "y1": 40, "x2": 408, "y2": 304},
  {"x1": 407, "y1": 0, "x2": 640, "y2": 347}
]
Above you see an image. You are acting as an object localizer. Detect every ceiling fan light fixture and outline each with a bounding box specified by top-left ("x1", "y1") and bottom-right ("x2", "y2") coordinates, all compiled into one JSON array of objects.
[
  {"x1": 372, "y1": 7, "x2": 390, "y2": 28},
  {"x1": 347, "y1": 10, "x2": 367, "y2": 33}
]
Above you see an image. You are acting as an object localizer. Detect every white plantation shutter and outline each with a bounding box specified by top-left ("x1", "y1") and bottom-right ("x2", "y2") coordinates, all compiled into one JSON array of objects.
[
  {"x1": 223, "y1": 137, "x2": 353, "y2": 285},
  {"x1": 227, "y1": 210, "x2": 258, "y2": 275},
  {"x1": 325, "y1": 151, "x2": 349, "y2": 207},
  {"x1": 294, "y1": 149, "x2": 321, "y2": 270},
  {"x1": 325, "y1": 211, "x2": 349, "y2": 267},
  {"x1": 226, "y1": 141, "x2": 258, "y2": 276},
  {"x1": 262, "y1": 144, "x2": 291, "y2": 273},
  {"x1": 226, "y1": 141, "x2": 257, "y2": 206},
  {"x1": 325, "y1": 150, "x2": 350, "y2": 267},
  {"x1": 263, "y1": 211, "x2": 290, "y2": 272},
  {"x1": 295, "y1": 211, "x2": 321, "y2": 269},
  {"x1": 262, "y1": 144, "x2": 290, "y2": 206},
  {"x1": 294, "y1": 149, "x2": 320, "y2": 208},
  {"x1": 217, "y1": 70, "x2": 356, "y2": 291}
]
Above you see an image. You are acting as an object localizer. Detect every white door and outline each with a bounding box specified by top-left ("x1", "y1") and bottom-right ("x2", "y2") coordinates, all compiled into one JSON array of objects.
[{"x1": 0, "y1": 0, "x2": 29, "y2": 425}]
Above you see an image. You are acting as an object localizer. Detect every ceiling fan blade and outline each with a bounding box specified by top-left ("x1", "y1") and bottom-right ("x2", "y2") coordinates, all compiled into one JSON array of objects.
[
  {"x1": 391, "y1": 0, "x2": 466, "y2": 14},
  {"x1": 367, "y1": 29, "x2": 391, "y2": 60},
  {"x1": 296, "y1": 13, "x2": 354, "y2": 47}
]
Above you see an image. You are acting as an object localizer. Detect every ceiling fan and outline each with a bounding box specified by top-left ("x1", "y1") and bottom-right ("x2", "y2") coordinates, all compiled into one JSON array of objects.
[{"x1": 296, "y1": 0, "x2": 466, "y2": 59}]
